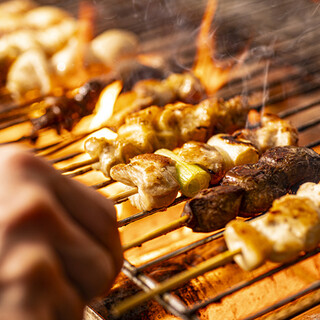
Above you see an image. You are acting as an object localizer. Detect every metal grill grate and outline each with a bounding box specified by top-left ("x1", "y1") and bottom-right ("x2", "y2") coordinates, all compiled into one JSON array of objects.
[{"x1": 1, "y1": 1, "x2": 320, "y2": 319}]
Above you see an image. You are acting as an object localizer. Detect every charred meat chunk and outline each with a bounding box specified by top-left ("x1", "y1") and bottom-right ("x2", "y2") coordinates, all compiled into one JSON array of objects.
[
  {"x1": 222, "y1": 146, "x2": 320, "y2": 216},
  {"x1": 183, "y1": 185, "x2": 244, "y2": 232},
  {"x1": 30, "y1": 80, "x2": 105, "y2": 141}
]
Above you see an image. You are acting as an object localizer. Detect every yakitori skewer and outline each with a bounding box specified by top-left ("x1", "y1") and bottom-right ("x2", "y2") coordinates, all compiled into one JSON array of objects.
[
  {"x1": 121, "y1": 146, "x2": 320, "y2": 250},
  {"x1": 85, "y1": 95, "x2": 249, "y2": 177},
  {"x1": 106, "y1": 71, "x2": 207, "y2": 130},
  {"x1": 0, "y1": 79, "x2": 107, "y2": 146},
  {"x1": 110, "y1": 114, "x2": 298, "y2": 211},
  {"x1": 113, "y1": 181, "x2": 320, "y2": 316}
]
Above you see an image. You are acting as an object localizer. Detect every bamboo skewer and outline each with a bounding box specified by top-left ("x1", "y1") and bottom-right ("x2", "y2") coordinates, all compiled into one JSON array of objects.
[
  {"x1": 122, "y1": 215, "x2": 189, "y2": 251},
  {"x1": 0, "y1": 117, "x2": 29, "y2": 130},
  {"x1": 0, "y1": 95, "x2": 47, "y2": 115},
  {"x1": 60, "y1": 158, "x2": 98, "y2": 173},
  {"x1": 109, "y1": 187, "x2": 139, "y2": 202},
  {"x1": 112, "y1": 248, "x2": 241, "y2": 317}
]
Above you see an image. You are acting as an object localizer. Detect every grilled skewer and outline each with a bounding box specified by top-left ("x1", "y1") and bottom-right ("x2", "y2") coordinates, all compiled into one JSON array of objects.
[
  {"x1": 111, "y1": 114, "x2": 298, "y2": 211},
  {"x1": 85, "y1": 95, "x2": 249, "y2": 177},
  {"x1": 21, "y1": 79, "x2": 106, "y2": 142},
  {"x1": 106, "y1": 72, "x2": 207, "y2": 130},
  {"x1": 185, "y1": 145, "x2": 320, "y2": 229},
  {"x1": 114, "y1": 181, "x2": 320, "y2": 316},
  {"x1": 122, "y1": 146, "x2": 320, "y2": 250}
]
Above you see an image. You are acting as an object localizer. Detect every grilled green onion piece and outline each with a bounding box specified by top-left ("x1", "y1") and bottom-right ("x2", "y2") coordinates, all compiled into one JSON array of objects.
[{"x1": 155, "y1": 148, "x2": 211, "y2": 198}]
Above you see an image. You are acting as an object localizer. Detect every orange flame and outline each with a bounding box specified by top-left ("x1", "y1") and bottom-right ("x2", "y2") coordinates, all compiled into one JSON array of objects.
[
  {"x1": 78, "y1": 1, "x2": 95, "y2": 62},
  {"x1": 89, "y1": 80, "x2": 123, "y2": 130},
  {"x1": 192, "y1": 0, "x2": 230, "y2": 95}
]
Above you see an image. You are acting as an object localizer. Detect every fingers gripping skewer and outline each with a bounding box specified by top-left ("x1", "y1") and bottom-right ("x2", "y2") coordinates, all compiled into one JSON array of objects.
[{"x1": 112, "y1": 248, "x2": 241, "y2": 317}]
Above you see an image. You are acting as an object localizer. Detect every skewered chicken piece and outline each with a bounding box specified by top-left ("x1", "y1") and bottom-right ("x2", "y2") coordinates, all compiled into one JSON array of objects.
[
  {"x1": 184, "y1": 146, "x2": 320, "y2": 232},
  {"x1": 232, "y1": 113, "x2": 299, "y2": 153},
  {"x1": 111, "y1": 114, "x2": 297, "y2": 211},
  {"x1": 111, "y1": 154, "x2": 180, "y2": 211},
  {"x1": 107, "y1": 72, "x2": 207, "y2": 130},
  {"x1": 0, "y1": 5, "x2": 77, "y2": 96},
  {"x1": 225, "y1": 181, "x2": 320, "y2": 271},
  {"x1": 85, "y1": 95, "x2": 248, "y2": 177}
]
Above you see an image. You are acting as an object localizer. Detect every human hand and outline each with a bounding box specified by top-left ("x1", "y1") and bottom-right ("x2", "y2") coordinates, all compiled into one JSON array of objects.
[{"x1": 0, "y1": 145, "x2": 123, "y2": 320}]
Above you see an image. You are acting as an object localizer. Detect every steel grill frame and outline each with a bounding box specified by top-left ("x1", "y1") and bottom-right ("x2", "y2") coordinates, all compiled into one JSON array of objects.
[{"x1": 1, "y1": 1, "x2": 320, "y2": 319}]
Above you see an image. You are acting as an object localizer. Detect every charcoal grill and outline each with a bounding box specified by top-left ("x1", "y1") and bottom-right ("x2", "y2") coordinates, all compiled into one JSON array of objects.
[{"x1": 1, "y1": 0, "x2": 320, "y2": 319}]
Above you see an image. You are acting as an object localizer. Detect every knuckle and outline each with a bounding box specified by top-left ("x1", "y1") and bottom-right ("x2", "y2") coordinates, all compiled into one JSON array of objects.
[
  {"x1": 0, "y1": 146, "x2": 34, "y2": 173},
  {"x1": 23, "y1": 250, "x2": 60, "y2": 287},
  {"x1": 0, "y1": 243, "x2": 61, "y2": 290},
  {"x1": 2, "y1": 187, "x2": 55, "y2": 235}
]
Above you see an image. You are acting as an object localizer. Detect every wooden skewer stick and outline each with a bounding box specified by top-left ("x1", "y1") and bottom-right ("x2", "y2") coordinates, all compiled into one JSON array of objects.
[
  {"x1": 122, "y1": 215, "x2": 189, "y2": 251},
  {"x1": 112, "y1": 248, "x2": 241, "y2": 317},
  {"x1": 109, "y1": 187, "x2": 139, "y2": 202},
  {"x1": 60, "y1": 157, "x2": 98, "y2": 173}
]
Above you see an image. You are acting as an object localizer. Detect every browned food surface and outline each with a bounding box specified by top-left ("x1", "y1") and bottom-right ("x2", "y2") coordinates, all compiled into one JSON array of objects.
[
  {"x1": 252, "y1": 195, "x2": 320, "y2": 262},
  {"x1": 174, "y1": 141, "x2": 226, "y2": 184},
  {"x1": 30, "y1": 79, "x2": 106, "y2": 141},
  {"x1": 232, "y1": 113, "x2": 299, "y2": 153},
  {"x1": 107, "y1": 72, "x2": 207, "y2": 130},
  {"x1": 183, "y1": 185, "x2": 244, "y2": 232},
  {"x1": 110, "y1": 153, "x2": 180, "y2": 211},
  {"x1": 108, "y1": 114, "x2": 299, "y2": 212},
  {"x1": 222, "y1": 146, "x2": 320, "y2": 215},
  {"x1": 182, "y1": 146, "x2": 320, "y2": 233},
  {"x1": 85, "y1": 95, "x2": 247, "y2": 176}
]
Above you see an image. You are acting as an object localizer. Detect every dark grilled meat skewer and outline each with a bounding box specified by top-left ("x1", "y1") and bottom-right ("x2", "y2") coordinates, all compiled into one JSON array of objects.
[
  {"x1": 123, "y1": 146, "x2": 320, "y2": 251},
  {"x1": 29, "y1": 80, "x2": 106, "y2": 142},
  {"x1": 183, "y1": 146, "x2": 320, "y2": 232}
]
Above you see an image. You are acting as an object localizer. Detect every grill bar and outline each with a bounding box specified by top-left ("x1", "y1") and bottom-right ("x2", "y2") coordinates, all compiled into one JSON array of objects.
[
  {"x1": 188, "y1": 248, "x2": 320, "y2": 315},
  {"x1": 243, "y1": 280, "x2": 320, "y2": 320},
  {"x1": 122, "y1": 260, "x2": 198, "y2": 320},
  {"x1": 49, "y1": 151, "x2": 83, "y2": 164},
  {"x1": 118, "y1": 196, "x2": 187, "y2": 228}
]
